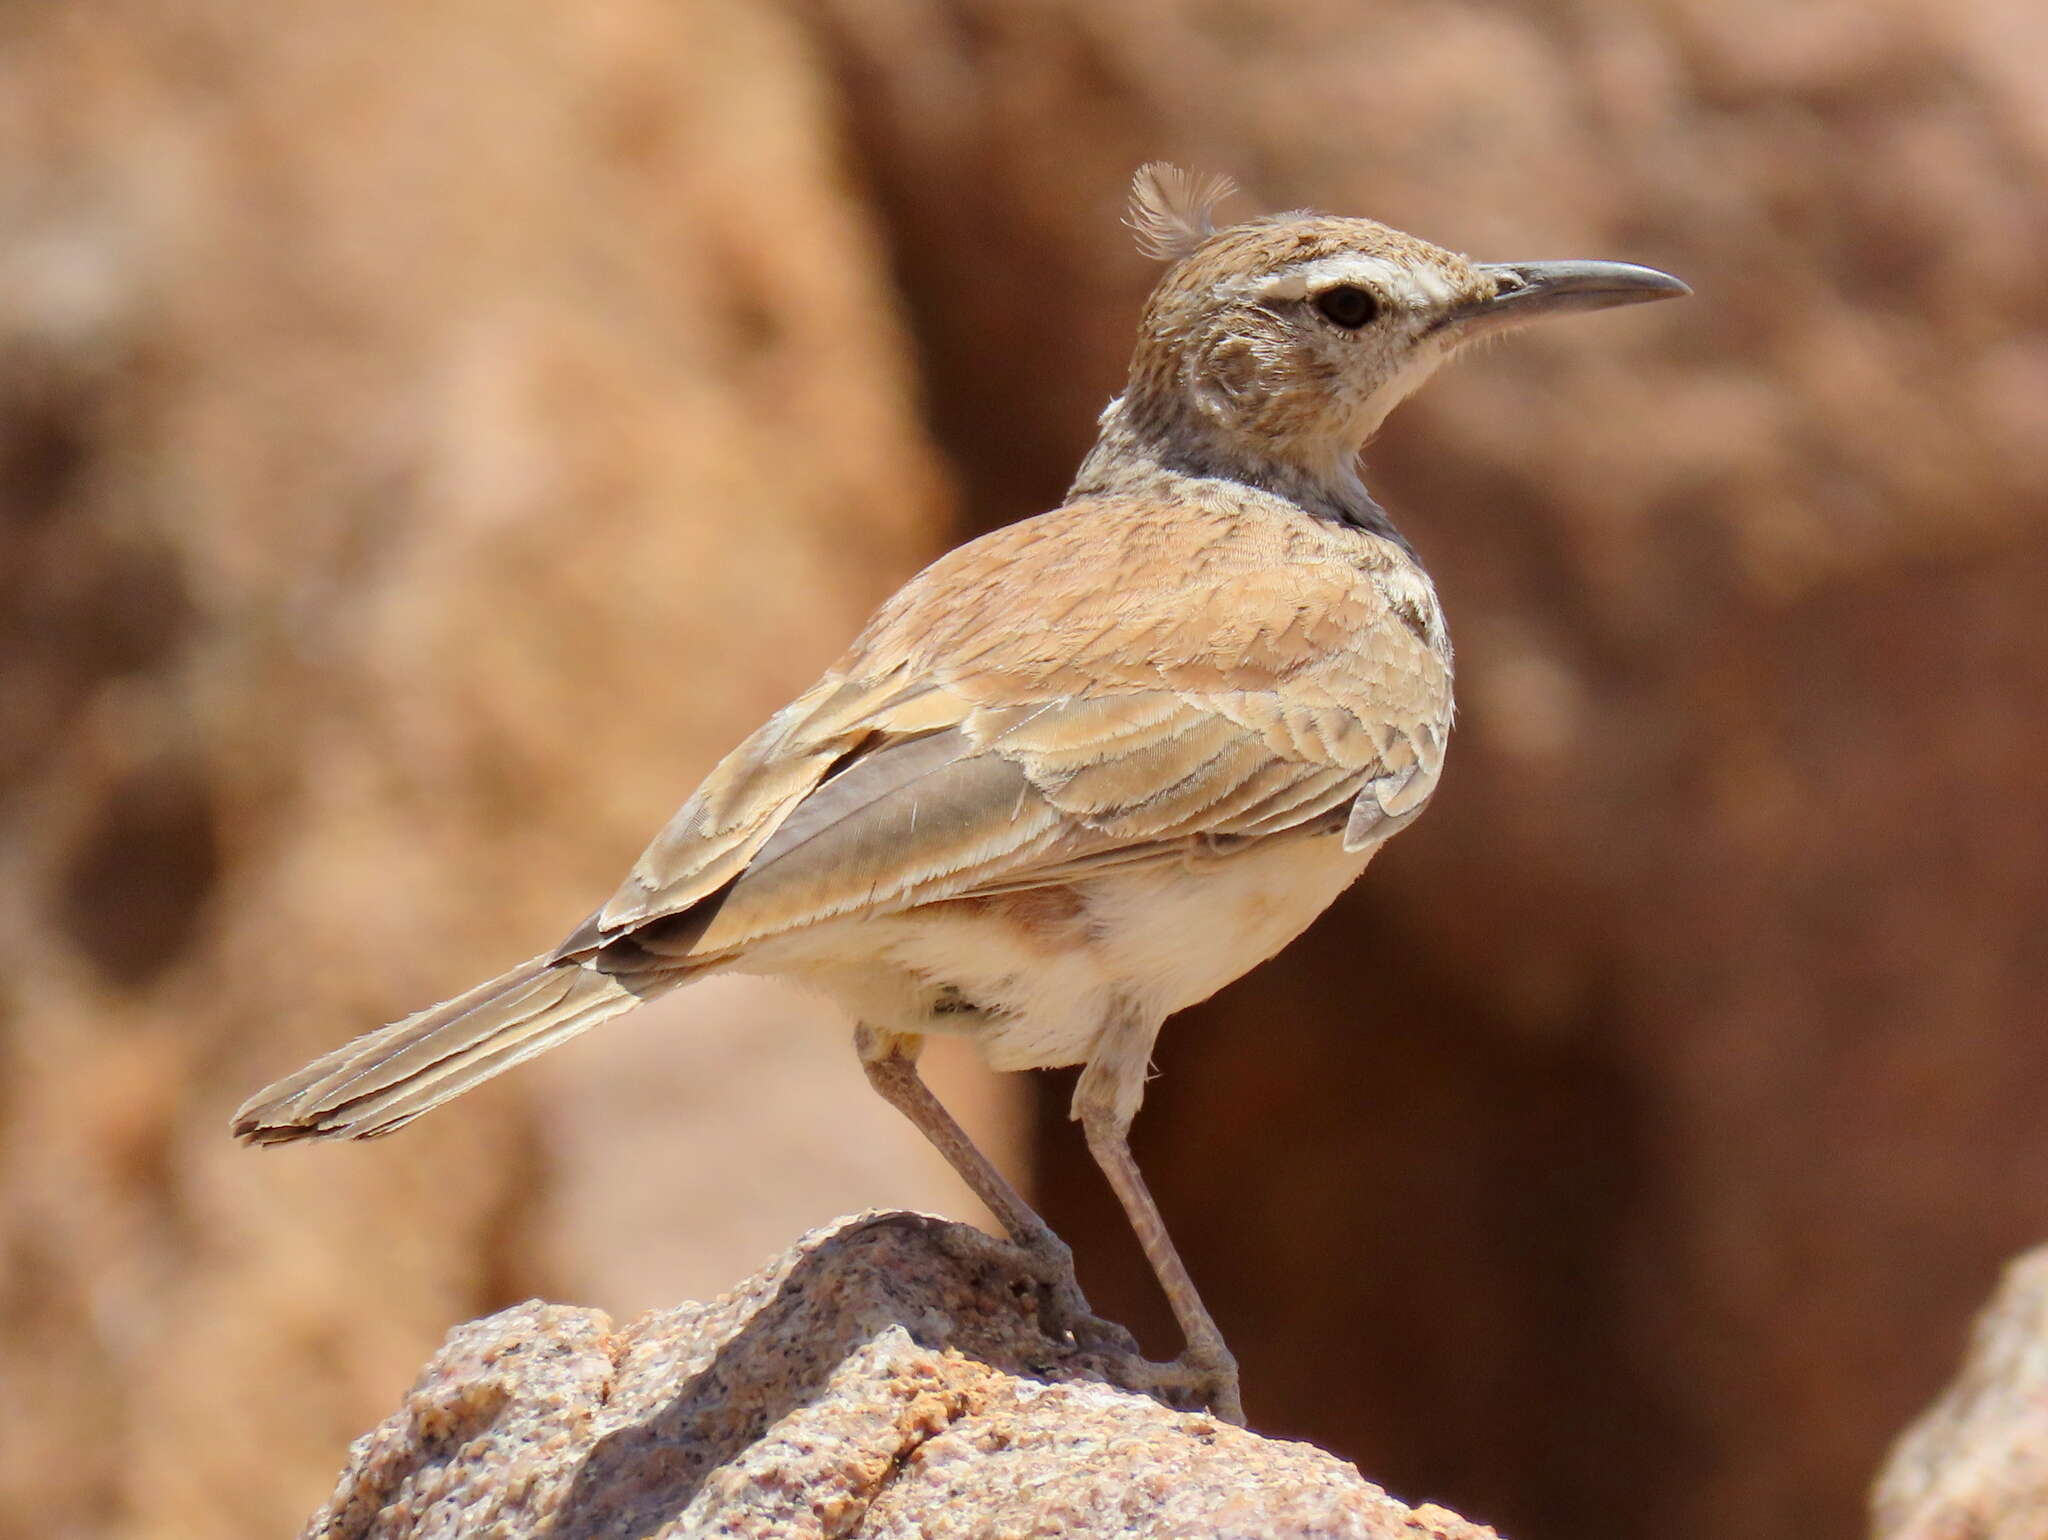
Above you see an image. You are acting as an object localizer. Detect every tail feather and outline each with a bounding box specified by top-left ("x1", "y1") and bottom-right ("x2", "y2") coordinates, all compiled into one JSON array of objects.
[{"x1": 232, "y1": 953, "x2": 669, "y2": 1143}]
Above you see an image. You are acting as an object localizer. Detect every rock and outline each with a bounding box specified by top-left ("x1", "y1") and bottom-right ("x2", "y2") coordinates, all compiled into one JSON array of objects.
[
  {"x1": 1871, "y1": 1245, "x2": 2048, "y2": 1540},
  {"x1": 300, "y1": 1212, "x2": 1501, "y2": 1540}
]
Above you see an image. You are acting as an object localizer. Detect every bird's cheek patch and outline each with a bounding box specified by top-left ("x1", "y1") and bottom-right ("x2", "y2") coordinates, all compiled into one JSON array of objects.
[{"x1": 1190, "y1": 334, "x2": 1262, "y2": 422}]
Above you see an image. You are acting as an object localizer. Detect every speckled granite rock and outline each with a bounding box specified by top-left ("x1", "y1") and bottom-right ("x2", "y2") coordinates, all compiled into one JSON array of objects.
[
  {"x1": 300, "y1": 1211, "x2": 1501, "y2": 1539},
  {"x1": 1871, "y1": 1245, "x2": 2048, "y2": 1540}
]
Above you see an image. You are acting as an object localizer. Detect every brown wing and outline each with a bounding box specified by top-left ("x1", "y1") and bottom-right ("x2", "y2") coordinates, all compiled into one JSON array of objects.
[
  {"x1": 563, "y1": 492, "x2": 1452, "y2": 969},
  {"x1": 239, "y1": 491, "x2": 1451, "y2": 1145}
]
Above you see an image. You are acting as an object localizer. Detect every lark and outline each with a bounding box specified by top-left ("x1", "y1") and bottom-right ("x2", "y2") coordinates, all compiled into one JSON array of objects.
[{"x1": 236, "y1": 165, "x2": 1687, "y2": 1425}]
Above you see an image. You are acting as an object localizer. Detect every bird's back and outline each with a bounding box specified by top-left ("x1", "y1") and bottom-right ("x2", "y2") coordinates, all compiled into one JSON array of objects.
[{"x1": 581, "y1": 481, "x2": 1453, "y2": 977}]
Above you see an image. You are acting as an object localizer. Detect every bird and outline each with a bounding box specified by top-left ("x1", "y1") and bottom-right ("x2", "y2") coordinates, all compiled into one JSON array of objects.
[{"x1": 234, "y1": 164, "x2": 1688, "y2": 1426}]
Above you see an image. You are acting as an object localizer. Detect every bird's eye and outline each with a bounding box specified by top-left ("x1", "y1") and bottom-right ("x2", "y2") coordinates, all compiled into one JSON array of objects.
[{"x1": 1313, "y1": 285, "x2": 1379, "y2": 330}]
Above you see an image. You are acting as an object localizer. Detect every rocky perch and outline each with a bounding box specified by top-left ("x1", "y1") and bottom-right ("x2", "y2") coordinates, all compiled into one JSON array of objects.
[
  {"x1": 297, "y1": 1214, "x2": 2048, "y2": 1539},
  {"x1": 1873, "y1": 1244, "x2": 2048, "y2": 1540},
  {"x1": 300, "y1": 1211, "x2": 1497, "y2": 1539}
]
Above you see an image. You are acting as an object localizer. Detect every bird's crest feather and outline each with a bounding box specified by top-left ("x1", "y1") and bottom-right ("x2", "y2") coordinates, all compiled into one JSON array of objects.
[{"x1": 1126, "y1": 163, "x2": 1238, "y2": 261}]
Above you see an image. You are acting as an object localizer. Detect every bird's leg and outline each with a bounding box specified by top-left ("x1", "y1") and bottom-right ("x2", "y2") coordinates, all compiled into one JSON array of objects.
[
  {"x1": 1073, "y1": 1006, "x2": 1245, "y2": 1426},
  {"x1": 855, "y1": 1024, "x2": 1136, "y2": 1357}
]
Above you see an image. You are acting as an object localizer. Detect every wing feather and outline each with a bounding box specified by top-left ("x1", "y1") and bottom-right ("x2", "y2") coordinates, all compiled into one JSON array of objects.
[
  {"x1": 568, "y1": 492, "x2": 1453, "y2": 969},
  {"x1": 604, "y1": 728, "x2": 1069, "y2": 962}
]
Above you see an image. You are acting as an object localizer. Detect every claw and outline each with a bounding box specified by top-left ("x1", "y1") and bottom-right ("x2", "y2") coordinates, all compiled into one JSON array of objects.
[
  {"x1": 1040, "y1": 1283, "x2": 1143, "y2": 1359},
  {"x1": 1003, "y1": 1235, "x2": 1243, "y2": 1423},
  {"x1": 1014, "y1": 1237, "x2": 1143, "y2": 1358}
]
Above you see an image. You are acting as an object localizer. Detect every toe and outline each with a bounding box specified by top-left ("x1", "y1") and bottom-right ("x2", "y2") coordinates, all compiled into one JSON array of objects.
[{"x1": 1064, "y1": 1306, "x2": 1142, "y2": 1358}]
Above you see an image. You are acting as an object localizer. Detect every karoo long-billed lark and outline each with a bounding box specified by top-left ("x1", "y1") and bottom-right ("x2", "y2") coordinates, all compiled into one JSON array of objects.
[{"x1": 235, "y1": 165, "x2": 1688, "y2": 1425}]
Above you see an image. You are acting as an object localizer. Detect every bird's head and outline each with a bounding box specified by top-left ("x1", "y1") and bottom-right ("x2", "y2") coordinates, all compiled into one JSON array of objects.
[{"x1": 1109, "y1": 164, "x2": 1688, "y2": 495}]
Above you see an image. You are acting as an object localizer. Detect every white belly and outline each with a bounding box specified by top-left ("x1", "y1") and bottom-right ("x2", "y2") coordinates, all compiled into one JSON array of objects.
[
  {"x1": 1083, "y1": 834, "x2": 1376, "y2": 1020},
  {"x1": 745, "y1": 832, "x2": 1377, "y2": 1074}
]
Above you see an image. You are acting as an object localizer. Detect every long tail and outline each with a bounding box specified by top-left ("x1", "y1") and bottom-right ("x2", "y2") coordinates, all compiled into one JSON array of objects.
[{"x1": 232, "y1": 953, "x2": 670, "y2": 1143}]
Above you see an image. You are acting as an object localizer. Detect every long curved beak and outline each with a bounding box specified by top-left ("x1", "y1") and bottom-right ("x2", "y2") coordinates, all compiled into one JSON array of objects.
[{"x1": 1450, "y1": 259, "x2": 1690, "y2": 338}]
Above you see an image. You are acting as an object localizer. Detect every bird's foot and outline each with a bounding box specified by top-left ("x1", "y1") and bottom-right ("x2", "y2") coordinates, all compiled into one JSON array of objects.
[
  {"x1": 1119, "y1": 1342, "x2": 1245, "y2": 1426},
  {"x1": 1047, "y1": 1291, "x2": 1146, "y2": 1361},
  {"x1": 1008, "y1": 1235, "x2": 1242, "y2": 1424},
  {"x1": 1013, "y1": 1237, "x2": 1143, "y2": 1359}
]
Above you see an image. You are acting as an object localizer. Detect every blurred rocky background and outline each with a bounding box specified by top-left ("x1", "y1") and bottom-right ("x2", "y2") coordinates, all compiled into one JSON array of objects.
[{"x1": 1, "y1": 1, "x2": 2043, "y2": 1537}]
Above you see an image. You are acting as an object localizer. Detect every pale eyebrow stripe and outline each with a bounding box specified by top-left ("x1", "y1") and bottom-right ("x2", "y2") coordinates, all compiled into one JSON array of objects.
[{"x1": 1253, "y1": 255, "x2": 1451, "y2": 309}]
